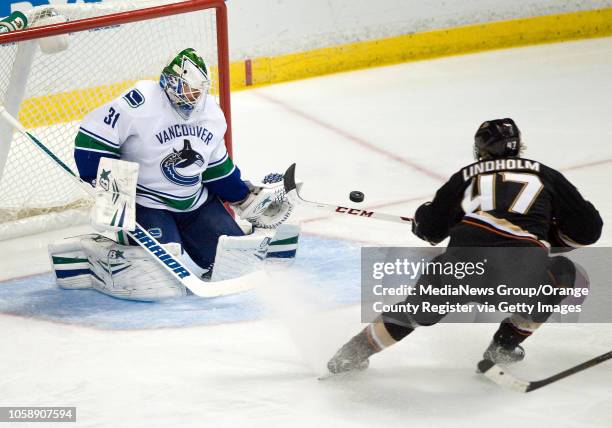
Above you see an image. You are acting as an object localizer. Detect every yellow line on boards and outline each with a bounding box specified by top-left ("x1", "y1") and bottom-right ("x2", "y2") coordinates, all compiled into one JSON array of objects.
[{"x1": 232, "y1": 7, "x2": 612, "y2": 90}]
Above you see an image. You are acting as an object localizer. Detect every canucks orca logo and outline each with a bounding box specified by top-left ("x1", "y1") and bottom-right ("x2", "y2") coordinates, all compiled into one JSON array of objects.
[{"x1": 160, "y1": 139, "x2": 204, "y2": 186}]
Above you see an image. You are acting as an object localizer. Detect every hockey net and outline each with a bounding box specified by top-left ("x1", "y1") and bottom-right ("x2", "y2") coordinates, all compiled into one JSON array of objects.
[{"x1": 0, "y1": 0, "x2": 231, "y2": 240}]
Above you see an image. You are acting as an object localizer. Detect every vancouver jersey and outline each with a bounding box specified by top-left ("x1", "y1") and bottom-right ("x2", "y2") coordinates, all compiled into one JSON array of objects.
[
  {"x1": 415, "y1": 157, "x2": 602, "y2": 247},
  {"x1": 74, "y1": 80, "x2": 247, "y2": 212}
]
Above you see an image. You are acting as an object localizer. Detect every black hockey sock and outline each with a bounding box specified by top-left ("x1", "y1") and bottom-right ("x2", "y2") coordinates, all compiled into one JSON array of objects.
[
  {"x1": 493, "y1": 318, "x2": 532, "y2": 350},
  {"x1": 382, "y1": 321, "x2": 415, "y2": 342},
  {"x1": 357, "y1": 316, "x2": 416, "y2": 353}
]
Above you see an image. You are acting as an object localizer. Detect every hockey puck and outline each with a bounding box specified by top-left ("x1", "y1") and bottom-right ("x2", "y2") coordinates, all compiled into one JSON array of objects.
[{"x1": 349, "y1": 191, "x2": 364, "y2": 203}]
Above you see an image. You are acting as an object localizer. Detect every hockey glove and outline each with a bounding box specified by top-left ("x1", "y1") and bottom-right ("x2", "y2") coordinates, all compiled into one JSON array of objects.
[
  {"x1": 412, "y1": 202, "x2": 440, "y2": 245},
  {"x1": 233, "y1": 173, "x2": 293, "y2": 229},
  {"x1": 547, "y1": 219, "x2": 581, "y2": 253}
]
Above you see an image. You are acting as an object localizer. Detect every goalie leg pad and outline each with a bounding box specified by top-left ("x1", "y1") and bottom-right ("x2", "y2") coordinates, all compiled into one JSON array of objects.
[
  {"x1": 49, "y1": 237, "x2": 93, "y2": 290},
  {"x1": 211, "y1": 229, "x2": 275, "y2": 282},
  {"x1": 211, "y1": 222, "x2": 301, "y2": 281},
  {"x1": 266, "y1": 222, "x2": 300, "y2": 260},
  {"x1": 80, "y1": 236, "x2": 186, "y2": 301}
]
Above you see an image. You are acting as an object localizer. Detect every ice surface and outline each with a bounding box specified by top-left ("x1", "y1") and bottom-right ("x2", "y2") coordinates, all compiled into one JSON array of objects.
[
  {"x1": 0, "y1": 236, "x2": 361, "y2": 328},
  {"x1": 1, "y1": 37, "x2": 611, "y2": 427}
]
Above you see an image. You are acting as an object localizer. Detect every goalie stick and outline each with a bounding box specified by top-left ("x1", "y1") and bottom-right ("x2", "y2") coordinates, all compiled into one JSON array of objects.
[
  {"x1": 283, "y1": 163, "x2": 413, "y2": 224},
  {"x1": 0, "y1": 106, "x2": 262, "y2": 298},
  {"x1": 478, "y1": 350, "x2": 612, "y2": 392}
]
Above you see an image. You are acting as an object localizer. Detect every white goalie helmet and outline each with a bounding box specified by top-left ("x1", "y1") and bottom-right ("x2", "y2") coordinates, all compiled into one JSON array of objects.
[{"x1": 160, "y1": 48, "x2": 211, "y2": 120}]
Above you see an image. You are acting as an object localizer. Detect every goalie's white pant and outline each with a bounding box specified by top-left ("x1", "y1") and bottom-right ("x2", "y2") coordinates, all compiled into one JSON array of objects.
[{"x1": 49, "y1": 235, "x2": 187, "y2": 301}]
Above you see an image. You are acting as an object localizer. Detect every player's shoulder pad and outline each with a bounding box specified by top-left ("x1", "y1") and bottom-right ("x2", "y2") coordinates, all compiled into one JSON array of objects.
[
  {"x1": 456, "y1": 160, "x2": 484, "y2": 183},
  {"x1": 201, "y1": 97, "x2": 228, "y2": 132},
  {"x1": 515, "y1": 157, "x2": 555, "y2": 176},
  {"x1": 118, "y1": 80, "x2": 162, "y2": 112},
  {"x1": 533, "y1": 160, "x2": 578, "y2": 189},
  {"x1": 121, "y1": 87, "x2": 146, "y2": 109},
  {"x1": 438, "y1": 166, "x2": 469, "y2": 191}
]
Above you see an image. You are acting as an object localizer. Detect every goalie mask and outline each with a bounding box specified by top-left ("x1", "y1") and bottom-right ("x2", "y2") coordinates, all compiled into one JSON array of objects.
[{"x1": 160, "y1": 48, "x2": 211, "y2": 120}]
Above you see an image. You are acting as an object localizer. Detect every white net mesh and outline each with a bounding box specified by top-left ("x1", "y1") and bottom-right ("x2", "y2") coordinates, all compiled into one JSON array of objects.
[{"x1": 0, "y1": 0, "x2": 223, "y2": 239}]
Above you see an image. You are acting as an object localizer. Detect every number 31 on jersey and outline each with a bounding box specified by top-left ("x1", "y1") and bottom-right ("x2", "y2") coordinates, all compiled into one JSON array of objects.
[{"x1": 104, "y1": 107, "x2": 120, "y2": 128}]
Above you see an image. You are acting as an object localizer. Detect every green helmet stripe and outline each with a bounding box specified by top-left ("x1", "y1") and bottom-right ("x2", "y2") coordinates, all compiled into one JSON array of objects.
[{"x1": 162, "y1": 48, "x2": 208, "y2": 79}]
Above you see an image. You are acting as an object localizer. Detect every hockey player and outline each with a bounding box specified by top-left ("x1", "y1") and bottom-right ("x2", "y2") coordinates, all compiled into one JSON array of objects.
[
  {"x1": 327, "y1": 118, "x2": 603, "y2": 374},
  {"x1": 64, "y1": 48, "x2": 296, "y2": 300}
]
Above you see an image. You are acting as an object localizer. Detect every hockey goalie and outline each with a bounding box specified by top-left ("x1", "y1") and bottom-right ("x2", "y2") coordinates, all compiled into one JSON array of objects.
[{"x1": 48, "y1": 48, "x2": 300, "y2": 301}]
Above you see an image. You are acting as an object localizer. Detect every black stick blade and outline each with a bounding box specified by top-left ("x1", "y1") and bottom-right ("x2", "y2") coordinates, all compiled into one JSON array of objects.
[
  {"x1": 284, "y1": 163, "x2": 297, "y2": 193},
  {"x1": 477, "y1": 359, "x2": 495, "y2": 374}
]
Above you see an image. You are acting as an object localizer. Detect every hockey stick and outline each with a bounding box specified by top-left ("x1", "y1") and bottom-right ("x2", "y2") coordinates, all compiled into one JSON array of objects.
[
  {"x1": 283, "y1": 163, "x2": 413, "y2": 224},
  {"x1": 0, "y1": 106, "x2": 263, "y2": 298},
  {"x1": 478, "y1": 350, "x2": 612, "y2": 392}
]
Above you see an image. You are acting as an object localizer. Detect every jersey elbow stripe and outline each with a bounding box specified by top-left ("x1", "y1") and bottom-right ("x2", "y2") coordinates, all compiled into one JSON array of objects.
[
  {"x1": 75, "y1": 131, "x2": 121, "y2": 155},
  {"x1": 79, "y1": 128, "x2": 120, "y2": 148},
  {"x1": 202, "y1": 157, "x2": 235, "y2": 182},
  {"x1": 74, "y1": 146, "x2": 121, "y2": 157},
  {"x1": 208, "y1": 152, "x2": 228, "y2": 167}
]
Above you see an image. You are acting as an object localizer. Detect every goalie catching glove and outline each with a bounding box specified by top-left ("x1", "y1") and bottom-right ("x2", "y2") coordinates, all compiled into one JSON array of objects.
[{"x1": 233, "y1": 173, "x2": 293, "y2": 229}]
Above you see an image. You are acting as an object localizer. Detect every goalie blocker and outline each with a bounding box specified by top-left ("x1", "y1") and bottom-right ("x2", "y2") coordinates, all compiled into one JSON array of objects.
[{"x1": 91, "y1": 157, "x2": 138, "y2": 232}]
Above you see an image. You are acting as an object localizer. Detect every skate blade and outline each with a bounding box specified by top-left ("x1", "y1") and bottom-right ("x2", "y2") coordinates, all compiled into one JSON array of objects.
[{"x1": 317, "y1": 368, "x2": 367, "y2": 381}]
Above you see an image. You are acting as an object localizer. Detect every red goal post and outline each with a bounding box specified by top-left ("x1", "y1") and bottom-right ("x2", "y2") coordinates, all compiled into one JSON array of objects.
[{"x1": 0, "y1": 0, "x2": 233, "y2": 240}]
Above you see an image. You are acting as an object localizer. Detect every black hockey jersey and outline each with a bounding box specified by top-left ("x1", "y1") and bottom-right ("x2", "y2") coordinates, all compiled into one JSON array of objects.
[{"x1": 413, "y1": 157, "x2": 602, "y2": 248}]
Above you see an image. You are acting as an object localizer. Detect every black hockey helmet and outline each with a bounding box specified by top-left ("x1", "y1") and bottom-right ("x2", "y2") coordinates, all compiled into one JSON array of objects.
[{"x1": 474, "y1": 118, "x2": 521, "y2": 160}]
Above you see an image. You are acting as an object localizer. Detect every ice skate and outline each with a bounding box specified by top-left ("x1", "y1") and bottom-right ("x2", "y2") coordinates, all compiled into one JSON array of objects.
[
  {"x1": 483, "y1": 340, "x2": 525, "y2": 365},
  {"x1": 327, "y1": 330, "x2": 377, "y2": 374}
]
